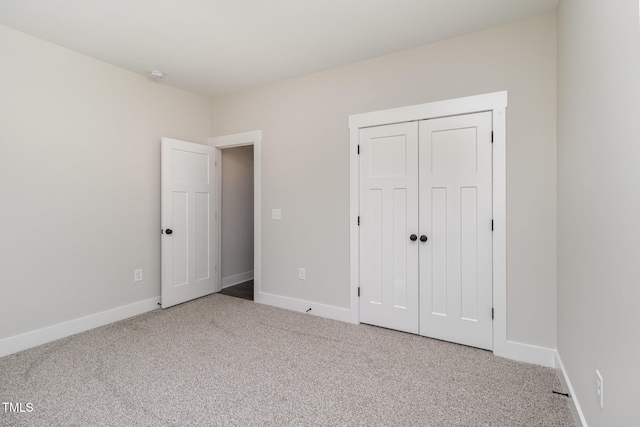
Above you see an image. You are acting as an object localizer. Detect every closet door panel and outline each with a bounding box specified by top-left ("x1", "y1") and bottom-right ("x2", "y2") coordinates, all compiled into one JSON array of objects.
[
  {"x1": 359, "y1": 122, "x2": 419, "y2": 334},
  {"x1": 419, "y1": 112, "x2": 493, "y2": 350}
]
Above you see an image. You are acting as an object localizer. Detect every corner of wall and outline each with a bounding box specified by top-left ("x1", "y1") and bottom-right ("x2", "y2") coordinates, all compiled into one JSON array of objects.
[{"x1": 555, "y1": 351, "x2": 588, "y2": 426}]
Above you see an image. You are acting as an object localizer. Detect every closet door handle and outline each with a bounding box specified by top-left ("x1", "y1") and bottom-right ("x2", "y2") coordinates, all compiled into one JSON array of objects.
[
  {"x1": 410, "y1": 234, "x2": 418, "y2": 241},
  {"x1": 420, "y1": 235, "x2": 428, "y2": 242},
  {"x1": 165, "y1": 229, "x2": 173, "y2": 235}
]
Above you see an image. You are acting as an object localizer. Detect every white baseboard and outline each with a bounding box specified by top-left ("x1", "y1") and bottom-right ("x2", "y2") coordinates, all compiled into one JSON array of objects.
[
  {"x1": 222, "y1": 270, "x2": 254, "y2": 289},
  {"x1": 494, "y1": 339, "x2": 557, "y2": 367},
  {"x1": 255, "y1": 291, "x2": 352, "y2": 323},
  {"x1": 0, "y1": 297, "x2": 160, "y2": 358},
  {"x1": 253, "y1": 292, "x2": 558, "y2": 370},
  {"x1": 555, "y1": 351, "x2": 588, "y2": 427}
]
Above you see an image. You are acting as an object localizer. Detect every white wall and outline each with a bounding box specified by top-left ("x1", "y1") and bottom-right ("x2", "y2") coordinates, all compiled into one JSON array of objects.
[
  {"x1": 0, "y1": 25, "x2": 211, "y2": 340},
  {"x1": 211, "y1": 13, "x2": 557, "y2": 348},
  {"x1": 557, "y1": 1, "x2": 640, "y2": 425},
  {"x1": 221, "y1": 145, "x2": 254, "y2": 285}
]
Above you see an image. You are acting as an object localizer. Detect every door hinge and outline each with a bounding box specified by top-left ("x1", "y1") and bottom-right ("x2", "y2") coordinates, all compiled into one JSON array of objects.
[
  {"x1": 358, "y1": 287, "x2": 360, "y2": 297},
  {"x1": 357, "y1": 145, "x2": 360, "y2": 155},
  {"x1": 358, "y1": 216, "x2": 360, "y2": 226},
  {"x1": 491, "y1": 131, "x2": 494, "y2": 143},
  {"x1": 492, "y1": 308, "x2": 494, "y2": 320},
  {"x1": 491, "y1": 220, "x2": 494, "y2": 231}
]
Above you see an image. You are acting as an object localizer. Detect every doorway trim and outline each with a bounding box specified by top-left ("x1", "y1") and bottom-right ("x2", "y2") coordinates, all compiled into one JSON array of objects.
[
  {"x1": 349, "y1": 91, "x2": 527, "y2": 363},
  {"x1": 209, "y1": 130, "x2": 262, "y2": 298}
]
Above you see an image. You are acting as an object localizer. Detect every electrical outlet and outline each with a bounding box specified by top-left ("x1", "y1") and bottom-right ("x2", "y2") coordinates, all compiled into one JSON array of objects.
[
  {"x1": 134, "y1": 269, "x2": 143, "y2": 282},
  {"x1": 272, "y1": 209, "x2": 282, "y2": 220},
  {"x1": 596, "y1": 369, "x2": 604, "y2": 409},
  {"x1": 298, "y1": 268, "x2": 306, "y2": 280}
]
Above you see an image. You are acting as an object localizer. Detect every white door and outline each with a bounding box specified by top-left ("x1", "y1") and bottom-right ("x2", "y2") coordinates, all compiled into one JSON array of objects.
[
  {"x1": 359, "y1": 122, "x2": 419, "y2": 334},
  {"x1": 419, "y1": 112, "x2": 493, "y2": 350},
  {"x1": 161, "y1": 138, "x2": 217, "y2": 308},
  {"x1": 358, "y1": 112, "x2": 493, "y2": 350}
]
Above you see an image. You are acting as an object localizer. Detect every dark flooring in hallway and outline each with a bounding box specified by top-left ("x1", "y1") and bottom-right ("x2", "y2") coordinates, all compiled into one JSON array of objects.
[{"x1": 218, "y1": 280, "x2": 254, "y2": 301}]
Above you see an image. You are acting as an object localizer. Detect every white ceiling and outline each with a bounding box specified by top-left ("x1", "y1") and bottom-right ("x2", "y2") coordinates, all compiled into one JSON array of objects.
[{"x1": 0, "y1": 0, "x2": 559, "y2": 98}]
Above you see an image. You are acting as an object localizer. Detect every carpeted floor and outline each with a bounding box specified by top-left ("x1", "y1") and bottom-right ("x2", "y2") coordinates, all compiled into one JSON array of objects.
[{"x1": 0, "y1": 294, "x2": 575, "y2": 426}]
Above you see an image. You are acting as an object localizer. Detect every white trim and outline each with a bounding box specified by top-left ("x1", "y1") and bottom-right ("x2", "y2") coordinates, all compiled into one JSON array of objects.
[
  {"x1": 255, "y1": 292, "x2": 352, "y2": 323},
  {"x1": 349, "y1": 91, "x2": 508, "y2": 129},
  {"x1": 490, "y1": 106, "x2": 508, "y2": 360},
  {"x1": 556, "y1": 351, "x2": 588, "y2": 426},
  {"x1": 209, "y1": 131, "x2": 262, "y2": 297},
  {"x1": 349, "y1": 126, "x2": 360, "y2": 325},
  {"x1": 222, "y1": 270, "x2": 254, "y2": 289},
  {"x1": 0, "y1": 297, "x2": 160, "y2": 357},
  {"x1": 349, "y1": 91, "x2": 513, "y2": 358},
  {"x1": 497, "y1": 340, "x2": 556, "y2": 367},
  {"x1": 211, "y1": 130, "x2": 262, "y2": 147}
]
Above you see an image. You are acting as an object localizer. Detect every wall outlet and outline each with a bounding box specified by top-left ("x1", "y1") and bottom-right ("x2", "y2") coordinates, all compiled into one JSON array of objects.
[
  {"x1": 298, "y1": 268, "x2": 306, "y2": 280},
  {"x1": 596, "y1": 369, "x2": 604, "y2": 409},
  {"x1": 272, "y1": 209, "x2": 282, "y2": 220},
  {"x1": 134, "y1": 269, "x2": 143, "y2": 282}
]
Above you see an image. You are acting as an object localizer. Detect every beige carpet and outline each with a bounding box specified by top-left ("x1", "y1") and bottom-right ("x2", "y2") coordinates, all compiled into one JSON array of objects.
[{"x1": 0, "y1": 294, "x2": 574, "y2": 426}]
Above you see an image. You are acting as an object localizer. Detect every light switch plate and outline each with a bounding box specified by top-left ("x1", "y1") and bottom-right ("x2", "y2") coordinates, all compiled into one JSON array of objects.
[{"x1": 272, "y1": 209, "x2": 282, "y2": 220}]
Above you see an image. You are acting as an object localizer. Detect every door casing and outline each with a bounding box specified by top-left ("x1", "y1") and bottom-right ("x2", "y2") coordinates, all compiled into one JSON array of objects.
[
  {"x1": 349, "y1": 91, "x2": 509, "y2": 358},
  {"x1": 209, "y1": 131, "x2": 262, "y2": 297}
]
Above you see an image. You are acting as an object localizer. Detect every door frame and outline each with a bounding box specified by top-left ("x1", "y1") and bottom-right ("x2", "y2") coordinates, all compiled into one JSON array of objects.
[
  {"x1": 349, "y1": 91, "x2": 509, "y2": 357},
  {"x1": 209, "y1": 130, "x2": 262, "y2": 297}
]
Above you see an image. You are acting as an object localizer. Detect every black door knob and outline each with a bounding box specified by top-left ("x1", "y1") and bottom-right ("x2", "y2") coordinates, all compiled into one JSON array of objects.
[
  {"x1": 420, "y1": 235, "x2": 428, "y2": 242},
  {"x1": 165, "y1": 229, "x2": 173, "y2": 235},
  {"x1": 410, "y1": 234, "x2": 417, "y2": 241}
]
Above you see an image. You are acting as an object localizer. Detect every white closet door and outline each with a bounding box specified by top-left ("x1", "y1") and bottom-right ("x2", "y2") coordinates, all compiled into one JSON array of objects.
[
  {"x1": 359, "y1": 122, "x2": 419, "y2": 334},
  {"x1": 418, "y1": 112, "x2": 493, "y2": 350},
  {"x1": 161, "y1": 137, "x2": 217, "y2": 308}
]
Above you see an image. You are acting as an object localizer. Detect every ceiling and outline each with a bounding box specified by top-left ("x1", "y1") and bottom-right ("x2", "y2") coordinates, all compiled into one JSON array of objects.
[{"x1": 0, "y1": 0, "x2": 559, "y2": 98}]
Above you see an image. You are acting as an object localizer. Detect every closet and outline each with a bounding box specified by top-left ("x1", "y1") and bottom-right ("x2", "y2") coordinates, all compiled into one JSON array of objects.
[{"x1": 359, "y1": 111, "x2": 493, "y2": 350}]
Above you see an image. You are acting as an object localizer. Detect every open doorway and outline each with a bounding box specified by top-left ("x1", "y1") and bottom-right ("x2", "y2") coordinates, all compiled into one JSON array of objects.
[
  {"x1": 210, "y1": 130, "x2": 262, "y2": 303},
  {"x1": 218, "y1": 145, "x2": 254, "y2": 301}
]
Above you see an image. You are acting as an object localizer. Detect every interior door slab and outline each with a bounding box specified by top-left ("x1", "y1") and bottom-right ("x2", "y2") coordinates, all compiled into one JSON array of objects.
[
  {"x1": 359, "y1": 122, "x2": 419, "y2": 334},
  {"x1": 161, "y1": 137, "x2": 217, "y2": 308},
  {"x1": 419, "y1": 112, "x2": 493, "y2": 350}
]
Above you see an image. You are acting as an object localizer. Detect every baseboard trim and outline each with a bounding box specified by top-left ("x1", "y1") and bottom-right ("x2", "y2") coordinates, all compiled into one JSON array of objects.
[
  {"x1": 555, "y1": 351, "x2": 588, "y2": 427},
  {"x1": 222, "y1": 271, "x2": 254, "y2": 289},
  {"x1": 494, "y1": 339, "x2": 556, "y2": 367},
  {"x1": 0, "y1": 297, "x2": 160, "y2": 358},
  {"x1": 253, "y1": 292, "x2": 557, "y2": 368},
  {"x1": 255, "y1": 291, "x2": 353, "y2": 324}
]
